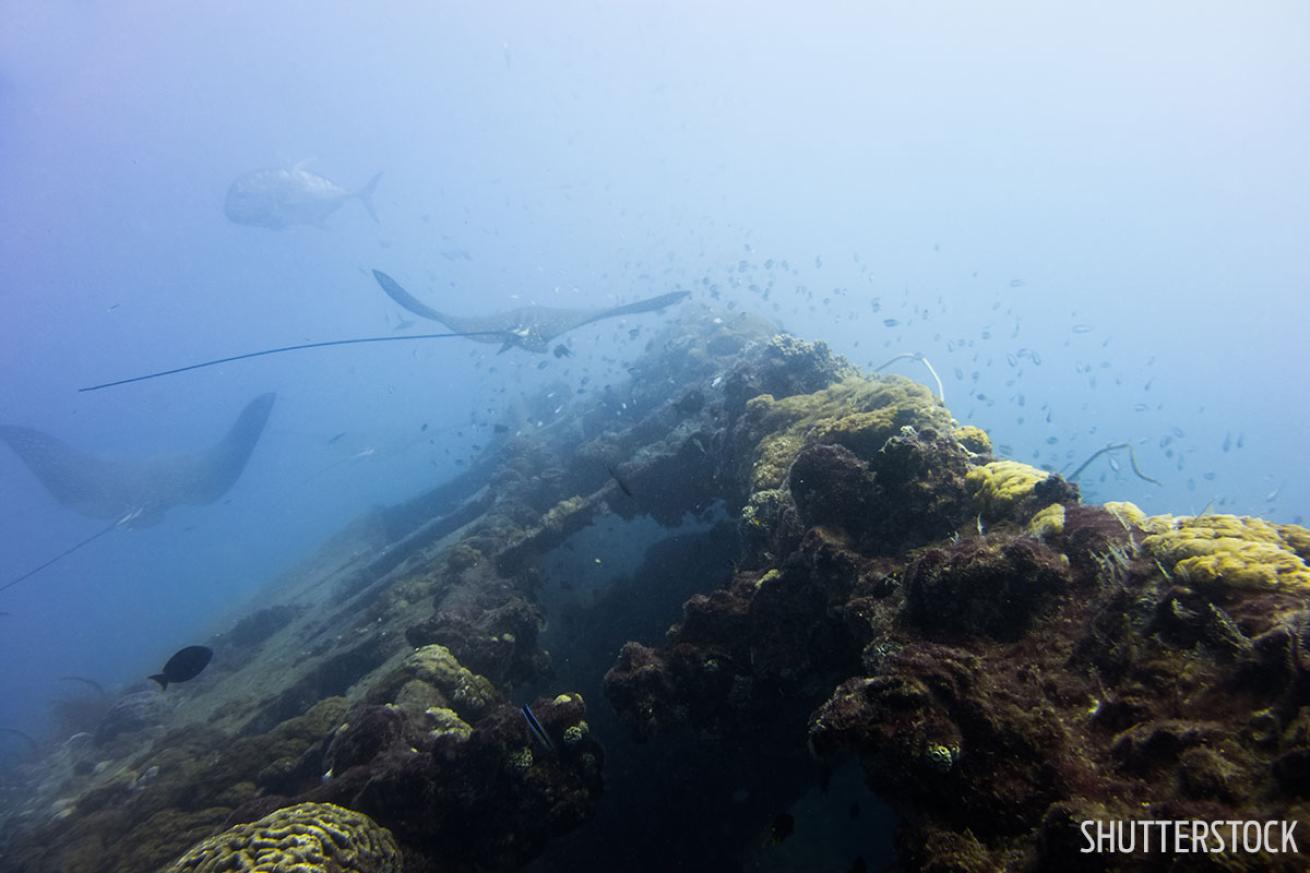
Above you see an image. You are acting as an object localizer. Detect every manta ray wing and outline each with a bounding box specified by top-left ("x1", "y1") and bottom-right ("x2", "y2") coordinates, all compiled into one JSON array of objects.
[
  {"x1": 0, "y1": 393, "x2": 276, "y2": 522},
  {"x1": 562, "y1": 291, "x2": 692, "y2": 332},
  {"x1": 177, "y1": 392, "x2": 277, "y2": 505},
  {"x1": 0, "y1": 426, "x2": 146, "y2": 519}
]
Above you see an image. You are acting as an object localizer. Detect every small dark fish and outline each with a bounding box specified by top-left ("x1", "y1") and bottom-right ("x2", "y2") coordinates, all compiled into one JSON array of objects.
[
  {"x1": 0, "y1": 727, "x2": 38, "y2": 754},
  {"x1": 58, "y1": 676, "x2": 107, "y2": 697},
  {"x1": 537, "y1": 360, "x2": 549, "y2": 370},
  {"x1": 328, "y1": 432, "x2": 347, "y2": 444},
  {"x1": 521, "y1": 703, "x2": 554, "y2": 751},
  {"x1": 769, "y1": 812, "x2": 794, "y2": 844},
  {"x1": 607, "y1": 465, "x2": 634, "y2": 497},
  {"x1": 553, "y1": 343, "x2": 573, "y2": 359},
  {"x1": 494, "y1": 424, "x2": 509, "y2": 434},
  {"x1": 149, "y1": 645, "x2": 213, "y2": 690},
  {"x1": 420, "y1": 423, "x2": 429, "y2": 432},
  {"x1": 882, "y1": 318, "x2": 899, "y2": 328}
]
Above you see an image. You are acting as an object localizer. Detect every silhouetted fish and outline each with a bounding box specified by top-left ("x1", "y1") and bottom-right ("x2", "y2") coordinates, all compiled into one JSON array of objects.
[
  {"x1": 769, "y1": 812, "x2": 794, "y2": 843},
  {"x1": 607, "y1": 465, "x2": 634, "y2": 497},
  {"x1": 150, "y1": 645, "x2": 213, "y2": 690},
  {"x1": 225, "y1": 164, "x2": 381, "y2": 228}
]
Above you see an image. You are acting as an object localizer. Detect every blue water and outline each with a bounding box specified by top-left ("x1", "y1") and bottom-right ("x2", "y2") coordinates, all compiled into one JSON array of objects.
[{"x1": 1, "y1": 1, "x2": 1307, "y2": 754}]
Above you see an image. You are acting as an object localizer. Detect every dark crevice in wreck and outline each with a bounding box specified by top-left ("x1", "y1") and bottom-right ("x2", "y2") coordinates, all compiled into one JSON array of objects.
[{"x1": 3, "y1": 309, "x2": 1310, "y2": 873}]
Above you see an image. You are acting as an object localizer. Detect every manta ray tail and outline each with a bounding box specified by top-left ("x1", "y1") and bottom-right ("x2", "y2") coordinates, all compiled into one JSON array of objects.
[
  {"x1": 353, "y1": 172, "x2": 383, "y2": 223},
  {"x1": 0, "y1": 517, "x2": 122, "y2": 595},
  {"x1": 78, "y1": 329, "x2": 504, "y2": 392}
]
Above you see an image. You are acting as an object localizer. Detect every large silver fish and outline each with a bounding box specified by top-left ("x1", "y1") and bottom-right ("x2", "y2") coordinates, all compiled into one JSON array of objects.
[{"x1": 224, "y1": 164, "x2": 381, "y2": 229}]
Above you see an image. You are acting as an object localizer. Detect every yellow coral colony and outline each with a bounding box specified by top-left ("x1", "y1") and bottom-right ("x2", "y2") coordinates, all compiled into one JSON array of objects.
[
  {"x1": 746, "y1": 376, "x2": 947, "y2": 491},
  {"x1": 953, "y1": 425, "x2": 992, "y2": 455},
  {"x1": 1027, "y1": 503, "x2": 1066, "y2": 539},
  {"x1": 965, "y1": 460, "x2": 1049, "y2": 517},
  {"x1": 164, "y1": 802, "x2": 402, "y2": 873},
  {"x1": 1108, "y1": 502, "x2": 1310, "y2": 594}
]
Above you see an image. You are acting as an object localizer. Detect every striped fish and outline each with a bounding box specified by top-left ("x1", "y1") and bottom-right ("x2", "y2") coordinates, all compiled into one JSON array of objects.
[{"x1": 521, "y1": 703, "x2": 554, "y2": 752}]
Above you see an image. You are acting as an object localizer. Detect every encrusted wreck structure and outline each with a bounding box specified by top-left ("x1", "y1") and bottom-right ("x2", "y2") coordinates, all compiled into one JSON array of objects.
[{"x1": 2, "y1": 311, "x2": 1309, "y2": 872}]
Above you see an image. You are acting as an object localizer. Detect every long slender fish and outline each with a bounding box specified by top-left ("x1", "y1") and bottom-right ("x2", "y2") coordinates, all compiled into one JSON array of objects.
[{"x1": 521, "y1": 703, "x2": 554, "y2": 752}]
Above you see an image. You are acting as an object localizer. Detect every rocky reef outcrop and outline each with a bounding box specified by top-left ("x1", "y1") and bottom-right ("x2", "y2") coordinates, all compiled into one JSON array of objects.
[{"x1": 2, "y1": 306, "x2": 1307, "y2": 872}]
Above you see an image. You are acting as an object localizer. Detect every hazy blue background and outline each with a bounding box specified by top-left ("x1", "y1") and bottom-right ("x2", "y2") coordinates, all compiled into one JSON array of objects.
[{"x1": 1, "y1": 2, "x2": 1306, "y2": 741}]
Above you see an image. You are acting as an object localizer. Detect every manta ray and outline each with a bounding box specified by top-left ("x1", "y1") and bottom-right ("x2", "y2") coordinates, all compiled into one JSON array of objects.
[
  {"x1": 77, "y1": 277, "x2": 691, "y2": 392},
  {"x1": 372, "y1": 270, "x2": 690, "y2": 352},
  {"x1": 0, "y1": 393, "x2": 275, "y2": 526}
]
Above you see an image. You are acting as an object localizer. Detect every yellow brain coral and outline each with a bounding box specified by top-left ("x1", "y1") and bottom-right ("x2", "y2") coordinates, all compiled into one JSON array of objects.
[
  {"x1": 163, "y1": 802, "x2": 402, "y2": 873},
  {"x1": 1027, "y1": 503, "x2": 1066, "y2": 539},
  {"x1": 1140, "y1": 514, "x2": 1310, "y2": 593},
  {"x1": 965, "y1": 460, "x2": 1049, "y2": 517},
  {"x1": 953, "y1": 425, "x2": 992, "y2": 455}
]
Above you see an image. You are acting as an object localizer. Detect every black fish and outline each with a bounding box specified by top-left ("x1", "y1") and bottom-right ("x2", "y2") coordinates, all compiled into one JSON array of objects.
[
  {"x1": 769, "y1": 812, "x2": 794, "y2": 843},
  {"x1": 150, "y1": 645, "x2": 213, "y2": 690},
  {"x1": 0, "y1": 727, "x2": 38, "y2": 754},
  {"x1": 607, "y1": 465, "x2": 634, "y2": 497},
  {"x1": 553, "y1": 344, "x2": 573, "y2": 359}
]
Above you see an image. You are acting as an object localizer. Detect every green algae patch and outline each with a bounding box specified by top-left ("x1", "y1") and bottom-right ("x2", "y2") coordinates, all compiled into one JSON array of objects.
[
  {"x1": 742, "y1": 375, "x2": 948, "y2": 491},
  {"x1": 965, "y1": 460, "x2": 1049, "y2": 517},
  {"x1": 424, "y1": 705, "x2": 473, "y2": 742},
  {"x1": 402, "y1": 644, "x2": 496, "y2": 714}
]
